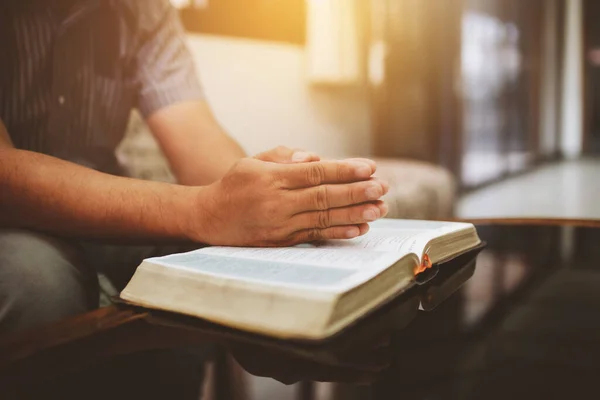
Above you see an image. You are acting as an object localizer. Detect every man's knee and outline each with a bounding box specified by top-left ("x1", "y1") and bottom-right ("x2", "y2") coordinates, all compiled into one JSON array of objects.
[{"x1": 0, "y1": 230, "x2": 99, "y2": 336}]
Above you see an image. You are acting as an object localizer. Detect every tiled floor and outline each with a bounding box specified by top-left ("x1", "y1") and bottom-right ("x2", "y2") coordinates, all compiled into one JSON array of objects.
[{"x1": 457, "y1": 158, "x2": 600, "y2": 219}]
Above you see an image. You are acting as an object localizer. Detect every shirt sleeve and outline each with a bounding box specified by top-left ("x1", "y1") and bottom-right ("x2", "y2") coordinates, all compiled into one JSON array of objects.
[{"x1": 134, "y1": 0, "x2": 205, "y2": 118}]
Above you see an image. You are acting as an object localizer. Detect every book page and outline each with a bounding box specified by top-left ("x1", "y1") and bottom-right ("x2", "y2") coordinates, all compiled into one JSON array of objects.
[
  {"x1": 310, "y1": 220, "x2": 473, "y2": 258},
  {"x1": 368, "y1": 219, "x2": 455, "y2": 231},
  {"x1": 311, "y1": 229, "x2": 424, "y2": 253},
  {"x1": 153, "y1": 252, "x2": 355, "y2": 288},
  {"x1": 143, "y1": 220, "x2": 473, "y2": 290},
  {"x1": 149, "y1": 248, "x2": 404, "y2": 290},
  {"x1": 200, "y1": 246, "x2": 401, "y2": 271}
]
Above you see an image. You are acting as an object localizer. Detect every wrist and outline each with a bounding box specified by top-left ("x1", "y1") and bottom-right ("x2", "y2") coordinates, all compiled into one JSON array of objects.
[
  {"x1": 176, "y1": 184, "x2": 216, "y2": 244},
  {"x1": 165, "y1": 184, "x2": 200, "y2": 242}
]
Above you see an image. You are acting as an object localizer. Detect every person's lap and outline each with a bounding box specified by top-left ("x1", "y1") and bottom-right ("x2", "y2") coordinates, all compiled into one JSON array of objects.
[
  {"x1": 0, "y1": 229, "x2": 100, "y2": 336},
  {"x1": 0, "y1": 228, "x2": 207, "y2": 400}
]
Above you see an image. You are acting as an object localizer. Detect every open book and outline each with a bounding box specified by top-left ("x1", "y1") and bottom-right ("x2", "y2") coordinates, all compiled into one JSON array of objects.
[{"x1": 120, "y1": 219, "x2": 482, "y2": 340}]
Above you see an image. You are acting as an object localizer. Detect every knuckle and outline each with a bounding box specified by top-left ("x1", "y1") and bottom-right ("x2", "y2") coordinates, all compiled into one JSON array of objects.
[
  {"x1": 337, "y1": 164, "x2": 346, "y2": 182},
  {"x1": 307, "y1": 229, "x2": 322, "y2": 242},
  {"x1": 314, "y1": 185, "x2": 329, "y2": 210},
  {"x1": 267, "y1": 169, "x2": 284, "y2": 186},
  {"x1": 264, "y1": 170, "x2": 280, "y2": 186},
  {"x1": 316, "y1": 210, "x2": 331, "y2": 229},
  {"x1": 348, "y1": 185, "x2": 359, "y2": 204},
  {"x1": 258, "y1": 165, "x2": 283, "y2": 187},
  {"x1": 306, "y1": 163, "x2": 326, "y2": 186}
]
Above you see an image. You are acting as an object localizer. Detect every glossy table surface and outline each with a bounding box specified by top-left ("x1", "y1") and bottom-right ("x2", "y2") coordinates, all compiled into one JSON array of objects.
[{"x1": 2, "y1": 220, "x2": 600, "y2": 399}]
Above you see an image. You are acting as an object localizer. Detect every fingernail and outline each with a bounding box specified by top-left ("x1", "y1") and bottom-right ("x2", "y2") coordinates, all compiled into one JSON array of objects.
[
  {"x1": 363, "y1": 208, "x2": 379, "y2": 221},
  {"x1": 381, "y1": 180, "x2": 390, "y2": 193},
  {"x1": 365, "y1": 184, "x2": 382, "y2": 200},
  {"x1": 380, "y1": 202, "x2": 389, "y2": 217},
  {"x1": 359, "y1": 224, "x2": 370, "y2": 235},
  {"x1": 349, "y1": 161, "x2": 372, "y2": 178},
  {"x1": 348, "y1": 158, "x2": 376, "y2": 172},
  {"x1": 292, "y1": 151, "x2": 310, "y2": 162},
  {"x1": 346, "y1": 227, "x2": 360, "y2": 238}
]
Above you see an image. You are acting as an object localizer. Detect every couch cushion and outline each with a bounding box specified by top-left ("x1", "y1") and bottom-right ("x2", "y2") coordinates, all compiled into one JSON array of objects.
[{"x1": 373, "y1": 158, "x2": 456, "y2": 219}]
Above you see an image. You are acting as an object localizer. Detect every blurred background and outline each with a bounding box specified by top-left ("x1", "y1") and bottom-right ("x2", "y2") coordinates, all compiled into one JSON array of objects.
[
  {"x1": 119, "y1": 0, "x2": 600, "y2": 223},
  {"x1": 115, "y1": 0, "x2": 598, "y2": 398}
]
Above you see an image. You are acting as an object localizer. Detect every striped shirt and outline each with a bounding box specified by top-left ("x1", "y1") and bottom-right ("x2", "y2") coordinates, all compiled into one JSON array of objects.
[{"x1": 0, "y1": 0, "x2": 204, "y2": 174}]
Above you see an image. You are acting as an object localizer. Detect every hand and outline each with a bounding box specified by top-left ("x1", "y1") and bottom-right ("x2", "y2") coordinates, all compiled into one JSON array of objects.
[
  {"x1": 190, "y1": 153, "x2": 389, "y2": 246},
  {"x1": 254, "y1": 146, "x2": 378, "y2": 173},
  {"x1": 254, "y1": 146, "x2": 321, "y2": 164}
]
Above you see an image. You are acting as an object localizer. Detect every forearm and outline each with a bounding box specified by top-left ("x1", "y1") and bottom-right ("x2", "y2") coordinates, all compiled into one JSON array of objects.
[
  {"x1": 147, "y1": 101, "x2": 246, "y2": 186},
  {"x1": 0, "y1": 148, "x2": 198, "y2": 242},
  {"x1": 168, "y1": 127, "x2": 245, "y2": 186}
]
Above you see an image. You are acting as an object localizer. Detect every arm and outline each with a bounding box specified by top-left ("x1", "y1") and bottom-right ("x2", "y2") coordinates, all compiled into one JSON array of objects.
[
  {"x1": 0, "y1": 157, "x2": 192, "y2": 241},
  {"x1": 1, "y1": 118, "x2": 387, "y2": 245},
  {"x1": 133, "y1": 1, "x2": 242, "y2": 185},
  {"x1": 0, "y1": 119, "x2": 197, "y2": 241},
  {"x1": 0, "y1": 1, "x2": 387, "y2": 244},
  {"x1": 134, "y1": 2, "x2": 323, "y2": 184},
  {"x1": 147, "y1": 100, "x2": 245, "y2": 186}
]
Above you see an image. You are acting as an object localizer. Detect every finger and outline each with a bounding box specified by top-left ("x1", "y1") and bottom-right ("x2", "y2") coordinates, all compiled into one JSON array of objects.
[
  {"x1": 254, "y1": 146, "x2": 291, "y2": 162},
  {"x1": 278, "y1": 160, "x2": 374, "y2": 189},
  {"x1": 254, "y1": 146, "x2": 320, "y2": 163},
  {"x1": 379, "y1": 178, "x2": 390, "y2": 193},
  {"x1": 344, "y1": 158, "x2": 377, "y2": 174},
  {"x1": 289, "y1": 225, "x2": 368, "y2": 244},
  {"x1": 291, "y1": 150, "x2": 320, "y2": 163},
  {"x1": 358, "y1": 223, "x2": 370, "y2": 236},
  {"x1": 294, "y1": 178, "x2": 389, "y2": 211},
  {"x1": 294, "y1": 202, "x2": 388, "y2": 230},
  {"x1": 322, "y1": 157, "x2": 377, "y2": 174}
]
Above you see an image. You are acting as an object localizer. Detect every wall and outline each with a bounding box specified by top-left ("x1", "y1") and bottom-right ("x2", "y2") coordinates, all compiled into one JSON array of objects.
[{"x1": 186, "y1": 33, "x2": 372, "y2": 158}]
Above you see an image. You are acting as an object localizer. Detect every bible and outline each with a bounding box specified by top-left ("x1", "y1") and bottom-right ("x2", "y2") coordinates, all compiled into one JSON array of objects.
[{"x1": 120, "y1": 219, "x2": 482, "y2": 340}]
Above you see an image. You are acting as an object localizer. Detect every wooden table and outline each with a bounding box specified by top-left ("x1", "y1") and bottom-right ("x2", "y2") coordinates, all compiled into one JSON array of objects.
[{"x1": 2, "y1": 219, "x2": 600, "y2": 399}]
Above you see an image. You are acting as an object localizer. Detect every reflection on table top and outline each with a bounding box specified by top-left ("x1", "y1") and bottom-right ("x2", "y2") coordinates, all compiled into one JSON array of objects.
[
  {"x1": 2, "y1": 221, "x2": 600, "y2": 398},
  {"x1": 374, "y1": 223, "x2": 600, "y2": 399}
]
